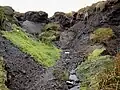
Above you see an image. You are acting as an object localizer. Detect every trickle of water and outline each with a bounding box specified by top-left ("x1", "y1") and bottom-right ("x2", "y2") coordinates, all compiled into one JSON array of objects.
[{"x1": 66, "y1": 69, "x2": 80, "y2": 90}]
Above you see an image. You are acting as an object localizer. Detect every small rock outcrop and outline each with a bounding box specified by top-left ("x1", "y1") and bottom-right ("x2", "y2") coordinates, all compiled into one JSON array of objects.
[
  {"x1": 2, "y1": 6, "x2": 14, "y2": 16},
  {"x1": 49, "y1": 12, "x2": 71, "y2": 28},
  {"x1": 23, "y1": 11, "x2": 48, "y2": 23},
  {"x1": 0, "y1": 6, "x2": 19, "y2": 31},
  {"x1": 14, "y1": 12, "x2": 24, "y2": 22}
]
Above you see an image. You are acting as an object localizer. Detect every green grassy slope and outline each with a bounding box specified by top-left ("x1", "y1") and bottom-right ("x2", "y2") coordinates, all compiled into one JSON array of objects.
[{"x1": 2, "y1": 25, "x2": 61, "y2": 67}]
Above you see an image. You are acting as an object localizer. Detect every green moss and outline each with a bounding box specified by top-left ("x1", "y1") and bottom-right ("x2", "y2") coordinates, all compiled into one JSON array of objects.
[
  {"x1": 0, "y1": 57, "x2": 9, "y2": 90},
  {"x1": 39, "y1": 23, "x2": 60, "y2": 43},
  {"x1": 90, "y1": 28, "x2": 114, "y2": 43},
  {"x1": 2, "y1": 24, "x2": 61, "y2": 67}
]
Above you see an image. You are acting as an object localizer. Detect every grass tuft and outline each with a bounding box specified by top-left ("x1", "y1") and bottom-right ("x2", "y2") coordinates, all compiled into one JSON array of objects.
[{"x1": 76, "y1": 48, "x2": 114, "y2": 90}]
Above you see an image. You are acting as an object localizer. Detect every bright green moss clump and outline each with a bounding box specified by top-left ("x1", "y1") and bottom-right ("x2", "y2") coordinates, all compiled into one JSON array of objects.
[
  {"x1": 90, "y1": 28, "x2": 114, "y2": 43},
  {"x1": 2, "y1": 24, "x2": 61, "y2": 67},
  {"x1": 0, "y1": 57, "x2": 9, "y2": 90}
]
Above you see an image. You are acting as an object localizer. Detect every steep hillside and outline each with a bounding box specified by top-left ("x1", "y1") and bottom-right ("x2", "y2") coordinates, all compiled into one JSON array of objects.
[{"x1": 0, "y1": 0, "x2": 120, "y2": 90}]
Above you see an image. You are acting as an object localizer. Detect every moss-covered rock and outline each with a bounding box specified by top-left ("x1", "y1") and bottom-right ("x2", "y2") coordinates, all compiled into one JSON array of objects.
[
  {"x1": 39, "y1": 23, "x2": 60, "y2": 43},
  {"x1": 90, "y1": 28, "x2": 114, "y2": 43},
  {"x1": 0, "y1": 6, "x2": 17, "y2": 31}
]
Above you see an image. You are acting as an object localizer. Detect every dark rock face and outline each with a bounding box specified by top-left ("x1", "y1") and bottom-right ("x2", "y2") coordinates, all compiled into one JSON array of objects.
[
  {"x1": 106, "y1": 3, "x2": 120, "y2": 25},
  {"x1": 49, "y1": 12, "x2": 71, "y2": 28},
  {"x1": 23, "y1": 11, "x2": 48, "y2": 23},
  {"x1": 107, "y1": 0, "x2": 119, "y2": 3}
]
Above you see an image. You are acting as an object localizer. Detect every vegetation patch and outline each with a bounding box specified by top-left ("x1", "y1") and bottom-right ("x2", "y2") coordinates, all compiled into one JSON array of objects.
[
  {"x1": 76, "y1": 47, "x2": 120, "y2": 90},
  {"x1": 90, "y1": 28, "x2": 114, "y2": 43},
  {"x1": 0, "y1": 57, "x2": 9, "y2": 90},
  {"x1": 39, "y1": 23, "x2": 60, "y2": 44},
  {"x1": 77, "y1": 48, "x2": 120, "y2": 90},
  {"x1": 2, "y1": 24, "x2": 61, "y2": 67}
]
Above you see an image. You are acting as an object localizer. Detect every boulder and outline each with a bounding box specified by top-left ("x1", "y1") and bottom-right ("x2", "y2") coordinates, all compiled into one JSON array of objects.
[
  {"x1": 22, "y1": 20, "x2": 45, "y2": 34},
  {"x1": 23, "y1": 11, "x2": 48, "y2": 23}
]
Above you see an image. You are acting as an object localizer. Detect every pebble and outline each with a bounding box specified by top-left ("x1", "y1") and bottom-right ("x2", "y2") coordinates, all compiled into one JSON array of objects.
[
  {"x1": 69, "y1": 75, "x2": 79, "y2": 81},
  {"x1": 65, "y1": 51, "x2": 70, "y2": 54},
  {"x1": 66, "y1": 81, "x2": 74, "y2": 85}
]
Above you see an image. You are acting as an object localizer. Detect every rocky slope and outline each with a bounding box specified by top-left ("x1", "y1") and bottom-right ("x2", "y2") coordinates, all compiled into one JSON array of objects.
[{"x1": 0, "y1": 0, "x2": 120, "y2": 90}]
